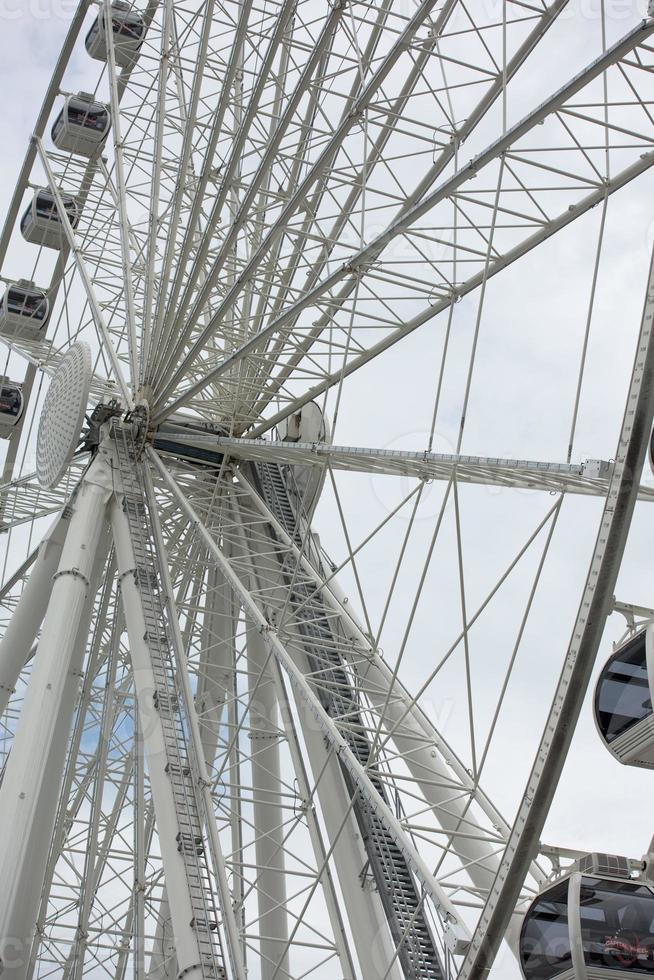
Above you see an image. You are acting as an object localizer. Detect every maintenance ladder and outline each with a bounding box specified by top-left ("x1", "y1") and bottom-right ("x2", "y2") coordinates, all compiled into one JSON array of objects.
[
  {"x1": 113, "y1": 422, "x2": 227, "y2": 980},
  {"x1": 256, "y1": 462, "x2": 444, "y2": 980}
]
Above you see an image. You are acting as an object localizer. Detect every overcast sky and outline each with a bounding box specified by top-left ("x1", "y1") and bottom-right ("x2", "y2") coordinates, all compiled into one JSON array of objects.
[{"x1": 1, "y1": 1, "x2": 654, "y2": 977}]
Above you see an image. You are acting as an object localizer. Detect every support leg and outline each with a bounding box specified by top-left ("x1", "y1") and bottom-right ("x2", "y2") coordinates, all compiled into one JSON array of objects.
[
  {"x1": 0, "y1": 456, "x2": 112, "y2": 978},
  {"x1": 246, "y1": 621, "x2": 289, "y2": 980},
  {"x1": 197, "y1": 562, "x2": 236, "y2": 765},
  {"x1": 229, "y1": 492, "x2": 398, "y2": 979},
  {"x1": 148, "y1": 559, "x2": 241, "y2": 979},
  {"x1": 111, "y1": 498, "x2": 207, "y2": 980},
  {"x1": 0, "y1": 508, "x2": 70, "y2": 716}
]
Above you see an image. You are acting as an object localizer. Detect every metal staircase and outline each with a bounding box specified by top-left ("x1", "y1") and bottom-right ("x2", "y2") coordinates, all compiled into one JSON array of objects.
[
  {"x1": 256, "y1": 462, "x2": 444, "y2": 980},
  {"x1": 113, "y1": 422, "x2": 227, "y2": 980}
]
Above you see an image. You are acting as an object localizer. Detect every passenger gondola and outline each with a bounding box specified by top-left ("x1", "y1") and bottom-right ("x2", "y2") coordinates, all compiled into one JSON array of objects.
[
  {"x1": 0, "y1": 380, "x2": 25, "y2": 438},
  {"x1": 51, "y1": 93, "x2": 110, "y2": 157},
  {"x1": 0, "y1": 280, "x2": 50, "y2": 339},
  {"x1": 20, "y1": 189, "x2": 80, "y2": 250},
  {"x1": 85, "y1": 2, "x2": 146, "y2": 67},
  {"x1": 520, "y1": 854, "x2": 654, "y2": 978},
  {"x1": 594, "y1": 628, "x2": 654, "y2": 768}
]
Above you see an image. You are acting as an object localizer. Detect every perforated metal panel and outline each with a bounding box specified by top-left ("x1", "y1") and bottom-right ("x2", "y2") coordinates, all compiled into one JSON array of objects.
[{"x1": 36, "y1": 341, "x2": 92, "y2": 489}]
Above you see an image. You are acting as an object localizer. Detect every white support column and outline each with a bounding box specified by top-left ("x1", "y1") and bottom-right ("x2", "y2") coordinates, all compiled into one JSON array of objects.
[
  {"x1": 31, "y1": 531, "x2": 111, "y2": 979},
  {"x1": 197, "y1": 561, "x2": 237, "y2": 766},
  {"x1": 0, "y1": 507, "x2": 71, "y2": 716},
  {"x1": 0, "y1": 453, "x2": 112, "y2": 979},
  {"x1": 266, "y1": 661, "x2": 358, "y2": 980},
  {"x1": 246, "y1": 622, "x2": 289, "y2": 980},
  {"x1": 27, "y1": 556, "x2": 116, "y2": 977},
  {"x1": 286, "y1": 660, "x2": 404, "y2": 980},
  {"x1": 228, "y1": 491, "x2": 401, "y2": 980},
  {"x1": 110, "y1": 498, "x2": 207, "y2": 980}
]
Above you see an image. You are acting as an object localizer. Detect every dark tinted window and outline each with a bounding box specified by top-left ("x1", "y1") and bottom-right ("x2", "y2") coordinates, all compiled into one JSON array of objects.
[
  {"x1": 35, "y1": 194, "x2": 58, "y2": 220},
  {"x1": 35, "y1": 194, "x2": 78, "y2": 226},
  {"x1": 580, "y1": 877, "x2": 654, "y2": 972},
  {"x1": 7, "y1": 289, "x2": 47, "y2": 320},
  {"x1": 51, "y1": 109, "x2": 64, "y2": 141},
  {"x1": 595, "y1": 632, "x2": 651, "y2": 743},
  {"x1": 68, "y1": 103, "x2": 109, "y2": 132},
  {"x1": 113, "y1": 14, "x2": 144, "y2": 39},
  {"x1": 520, "y1": 880, "x2": 572, "y2": 980},
  {"x1": 85, "y1": 22, "x2": 99, "y2": 48},
  {"x1": 0, "y1": 387, "x2": 21, "y2": 417}
]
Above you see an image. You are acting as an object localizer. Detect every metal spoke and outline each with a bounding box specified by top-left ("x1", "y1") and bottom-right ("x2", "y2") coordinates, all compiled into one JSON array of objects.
[{"x1": 1, "y1": 3, "x2": 653, "y2": 978}]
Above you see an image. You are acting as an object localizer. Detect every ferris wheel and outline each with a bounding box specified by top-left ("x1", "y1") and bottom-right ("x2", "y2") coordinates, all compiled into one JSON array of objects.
[{"x1": 0, "y1": 0, "x2": 654, "y2": 977}]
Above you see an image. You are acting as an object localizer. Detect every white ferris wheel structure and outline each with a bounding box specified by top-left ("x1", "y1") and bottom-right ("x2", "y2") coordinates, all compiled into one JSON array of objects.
[{"x1": 1, "y1": 0, "x2": 654, "y2": 978}]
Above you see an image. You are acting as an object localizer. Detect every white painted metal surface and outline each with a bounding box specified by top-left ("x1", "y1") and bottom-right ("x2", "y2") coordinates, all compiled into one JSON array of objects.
[
  {"x1": 36, "y1": 342, "x2": 92, "y2": 489},
  {"x1": 0, "y1": 2, "x2": 651, "y2": 978},
  {"x1": 0, "y1": 452, "x2": 111, "y2": 976}
]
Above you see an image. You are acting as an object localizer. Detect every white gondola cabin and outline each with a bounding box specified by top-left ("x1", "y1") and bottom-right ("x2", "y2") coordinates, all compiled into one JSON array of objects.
[
  {"x1": 594, "y1": 628, "x2": 654, "y2": 769},
  {"x1": 520, "y1": 855, "x2": 654, "y2": 979},
  {"x1": 0, "y1": 280, "x2": 50, "y2": 340},
  {"x1": 20, "y1": 189, "x2": 80, "y2": 250},
  {"x1": 51, "y1": 93, "x2": 110, "y2": 157},
  {"x1": 85, "y1": 2, "x2": 146, "y2": 67},
  {"x1": 0, "y1": 379, "x2": 25, "y2": 438}
]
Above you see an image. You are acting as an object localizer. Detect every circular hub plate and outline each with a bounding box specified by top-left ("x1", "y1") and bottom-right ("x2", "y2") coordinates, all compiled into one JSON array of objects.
[{"x1": 37, "y1": 341, "x2": 92, "y2": 489}]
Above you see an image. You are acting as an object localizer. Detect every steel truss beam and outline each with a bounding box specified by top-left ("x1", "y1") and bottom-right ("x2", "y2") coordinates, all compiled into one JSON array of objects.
[
  {"x1": 147, "y1": 0, "x2": 217, "y2": 383},
  {"x1": 232, "y1": 0, "x2": 399, "y2": 421},
  {"x1": 104, "y1": 0, "x2": 141, "y2": 387},
  {"x1": 152, "y1": 0, "x2": 569, "y2": 405},
  {"x1": 144, "y1": 0, "x2": 255, "y2": 380},
  {"x1": 160, "y1": 433, "x2": 654, "y2": 500}
]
